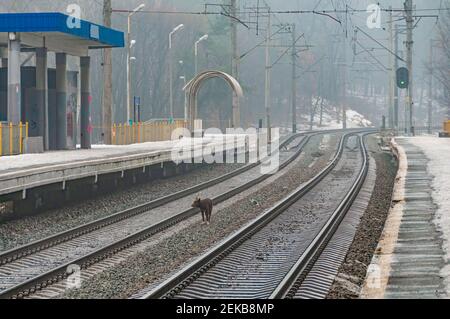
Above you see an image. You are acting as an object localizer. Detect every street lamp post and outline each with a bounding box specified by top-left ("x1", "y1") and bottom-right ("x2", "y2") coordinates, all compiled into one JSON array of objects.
[
  {"x1": 195, "y1": 34, "x2": 208, "y2": 76},
  {"x1": 169, "y1": 24, "x2": 184, "y2": 119},
  {"x1": 180, "y1": 75, "x2": 187, "y2": 121},
  {"x1": 127, "y1": 4, "x2": 145, "y2": 123},
  {"x1": 179, "y1": 61, "x2": 187, "y2": 121}
]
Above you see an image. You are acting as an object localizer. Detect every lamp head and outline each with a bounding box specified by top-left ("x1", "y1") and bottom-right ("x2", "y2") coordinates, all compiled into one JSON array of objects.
[
  {"x1": 134, "y1": 4, "x2": 145, "y2": 13},
  {"x1": 173, "y1": 24, "x2": 184, "y2": 33}
]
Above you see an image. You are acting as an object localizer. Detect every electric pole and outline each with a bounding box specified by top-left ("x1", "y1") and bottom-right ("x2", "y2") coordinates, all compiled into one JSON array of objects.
[
  {"x1": 341, "y1": 5, "x2": 348, "y2": 130},
  {"x1": 319, "y1": 62, "x2": 324, "y2": 127},
  {"x1": 388, "y1": 6, "x2": 394, "y2": 129},
  {"x1": 102, "y1": 0, "x2": 112, "y2": 144},
  {"x1": 394, "y1": 25, "x2": 400, "y2": 130},
  {"x1": 342, "y1": 38, "x2": 347, "y2": 129},
  {"x1": 265, "y1": 11, "x2": 272, "y2": 141},
  {"x1": 231, "y1": 0, "x2": 240, "y2": 128},
  {"x1": 405, "y1": 0, "x2": 414, "y2": 135},
  {"x1": 291, "y1": 24, "x2": 297, "y2": 133},
  {"x1": 428, "y1": 39, "x2": 433, "y2": 134}
]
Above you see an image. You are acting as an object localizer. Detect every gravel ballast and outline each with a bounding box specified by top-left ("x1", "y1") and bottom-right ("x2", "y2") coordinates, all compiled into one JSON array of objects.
[
  {"x1": 0, "y1": 163, "x2": 243, "y2": 252},
  {"x1": 327, "y1": 135, "x2": 398, "y2": 299},
  {"x1": 61, "y1": 134, "x2": 340, "y2": 299}
]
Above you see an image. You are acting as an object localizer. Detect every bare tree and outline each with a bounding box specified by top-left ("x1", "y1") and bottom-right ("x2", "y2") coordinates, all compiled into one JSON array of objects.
[{"x1": 434, "y1": 2, "x2": 450, "y2": 118}]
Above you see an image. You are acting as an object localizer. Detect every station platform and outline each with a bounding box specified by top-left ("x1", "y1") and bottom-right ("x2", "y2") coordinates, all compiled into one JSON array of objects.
[
  {"x1": 0, "y1": 139, "x2": 198, "y2": 175},
  {"x1": 0, "y1": 135, "x2": 248, "y2": 214},
  {"x1": 362, "y1": 136, "x2": 450, "y2": 299}
]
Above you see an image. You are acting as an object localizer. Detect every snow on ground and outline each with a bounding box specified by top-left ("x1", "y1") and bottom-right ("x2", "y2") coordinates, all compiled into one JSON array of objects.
[
  {"x1": 312, "y1": 109, "x2": 372, "y2": 130},
  {"x1": 290, "y1": 97, "x2": 373, "y2": 132},
  {"x1": 0, "y1": 140, "x2": 181, "y2": 172},
  {"x1": 346, "y1": 110, "x2": 373, "y2": 127},
  {"x1": 399, "y1": 137, "x2": 450, "y2": 293},
  {"x1": 0, "y1": 135, "x2": 246, "y2": 173}
]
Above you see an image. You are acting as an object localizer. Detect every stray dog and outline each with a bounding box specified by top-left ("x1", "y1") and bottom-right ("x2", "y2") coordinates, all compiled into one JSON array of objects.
[{"x1": 192, "y1": 197, "x2": 213, "y2": 225}]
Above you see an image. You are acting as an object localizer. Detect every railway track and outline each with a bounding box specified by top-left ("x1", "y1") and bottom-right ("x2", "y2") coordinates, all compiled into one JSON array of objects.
[
  {"x1": 0, "y1": 131, "x2": 332, "y2": 299},
  {"x1": 142, "y1": 131, "x2": 370, "y2": 299}
]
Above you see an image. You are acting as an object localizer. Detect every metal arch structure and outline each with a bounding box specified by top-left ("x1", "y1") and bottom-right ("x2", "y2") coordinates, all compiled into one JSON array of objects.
[{"x1": 183, "y1": 70, "x2": 243, "y2": 131}]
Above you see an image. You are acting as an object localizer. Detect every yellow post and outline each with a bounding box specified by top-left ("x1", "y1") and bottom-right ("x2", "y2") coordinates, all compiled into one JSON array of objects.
[
  {"x1": 118, "y1": 124, "x2": 120, "y2": 144},
  {"x1": 130, "y1": 123, "x2": 133, "y2": 144},
  {"x1": 137, "y1": 122, "x2": 141, "y2": 143},
  {"x1": 157, "y1": 122, "x2": 161, "y2": 141},
  {"x1": 19, "y1": 122, "x2": 23, "y2": 154},
  {"x1": 0, "y1": 122, "x2": 2, "y2": 156},
  {"x1": 129, "y1": 124, "x2": 132, "y2": 144},
  {"x1": 124, "y1": 124, "x2": 126, "y2": 145},
  {"x1": 119, "y1": 124, "x2": 122, "y2": 145},
  {"x1": 122, "y1": 124, "x2": 125, "y2": 145},
  {"x1": 9, "y1": 122, "x2": 13, "y2": 155},
  {"x1": 143, "y1": 123, "x2": 146, "y2": 142},
  {"x1": 445, "y1": 120, "x2": 450, "y2": 133},
  {"x1": 112, "y1": 124, "x2": 116, "y2": 145},
  {"x1": 128, "y1": 124, "x2": 130, "y2": 144}
]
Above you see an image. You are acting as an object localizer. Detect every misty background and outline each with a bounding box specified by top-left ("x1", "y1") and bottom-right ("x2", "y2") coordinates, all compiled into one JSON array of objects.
[{"x1": 0, "y1": 0, "x2": 448, "y2": 138}]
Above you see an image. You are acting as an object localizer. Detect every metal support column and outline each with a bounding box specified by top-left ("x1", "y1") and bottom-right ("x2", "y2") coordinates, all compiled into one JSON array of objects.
[
  {"x1": 291, "y1": 24, "x2": 297, "y2": 133},
  {"x1": 56, "y1": 53, "x2": 67, "y2": 150},
  {"x1": 0, "y1": 47, "x2": 7, "y2": 68},
  {"x1": 7, "y1": 32, "x2": 21, "y2": 123},
  {"x1": 388, "y1": 7, "x2": 394, "y2": 129},
  {"x1": 231, "y1": 0, "x2": 240, "y2": 128},
  {"x1": 102, "y1": 0, "x2": 113, "y2": 144},
  {"x1": 36, "y1": 47, "x2": 48, "y2": 149},
  {"x1": 405, "y1": 0, "x2": 414, "y2": 135},
  {"x1": 264, "y1": 11, "x2": 271, "y2": 141},
  {"x1": 428, "y1": 40, "x2": 433, "y2": 134},
  {"x1": 394, "y1": 25, "x2": 399, "y2": 130},
  {"x1": 80, "y1": 56, "x2": 91, "y2": 149}
]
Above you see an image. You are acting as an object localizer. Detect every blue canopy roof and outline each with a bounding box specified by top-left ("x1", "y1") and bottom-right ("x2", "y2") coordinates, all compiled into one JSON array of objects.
[{"x1": 0, "y1": 12, "x2": 124, "y2": 49}]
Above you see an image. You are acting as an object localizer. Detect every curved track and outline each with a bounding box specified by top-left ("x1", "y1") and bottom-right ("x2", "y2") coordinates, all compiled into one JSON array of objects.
[
  {"x1": 142, "y1": 132, "x2": 370, "y2": 299},
  {"x1": 0, "y1": 131, "x2": 330, "y2": 299}
]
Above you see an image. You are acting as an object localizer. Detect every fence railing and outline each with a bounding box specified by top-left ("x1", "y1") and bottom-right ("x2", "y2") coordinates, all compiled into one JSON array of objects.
[
  {"x1": 111, "y1": 120, "x2": 187, "y2": 145},
  {"x1": 0, "y1": 122, "x2": 28, "y2": 157}
]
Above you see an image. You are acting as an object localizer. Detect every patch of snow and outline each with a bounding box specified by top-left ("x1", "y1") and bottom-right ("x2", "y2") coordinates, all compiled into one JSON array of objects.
[
  {"x1": 0, "y1": 135, "x2": 246, "y2": 173},
  {"x1": 299, "y1": 97, "x2": 373, "y2": 131}
]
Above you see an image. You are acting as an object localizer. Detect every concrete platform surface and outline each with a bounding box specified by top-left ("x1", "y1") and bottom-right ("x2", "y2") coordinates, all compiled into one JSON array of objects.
[
  {"x1": 0, "y1": 135, "x2": 248, "y2": 199},
  {"x1": 362, "y1": 136, "x2": 450, "y2": 299},
  {"x1": 0, "y1": 138, "x2": 215, "y2": 174}
]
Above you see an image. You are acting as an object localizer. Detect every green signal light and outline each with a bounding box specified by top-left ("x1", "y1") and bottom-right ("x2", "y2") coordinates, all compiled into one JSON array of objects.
[{"x1": 397, "y1": 67, "x2": 409, "y2": 89}]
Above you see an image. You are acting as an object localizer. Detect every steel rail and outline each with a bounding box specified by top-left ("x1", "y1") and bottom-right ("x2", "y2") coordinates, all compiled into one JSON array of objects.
[
  {"x1": 269, "y1": 133, "x2": 370, "y2": 299},
  {"x1": 0, "y1": 130, "x2": 326, "y2": 299},
  {"x1": 142, "y1": 131, "x2": 358, "y2": 299},
  {"x1": 0, "y1": 133, "x2": 304, "y2": 267}
]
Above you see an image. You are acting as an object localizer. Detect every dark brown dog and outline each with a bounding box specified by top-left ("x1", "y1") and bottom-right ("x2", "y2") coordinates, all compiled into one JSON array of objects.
[{"x1": 192, "y1": 197, "x2": 213, "y2": 225}]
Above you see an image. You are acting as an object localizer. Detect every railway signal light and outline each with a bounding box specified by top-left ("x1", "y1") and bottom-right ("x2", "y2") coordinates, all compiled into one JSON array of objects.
[{"x1": 396, "y1": 67, "x2": 409, "y2": 89}]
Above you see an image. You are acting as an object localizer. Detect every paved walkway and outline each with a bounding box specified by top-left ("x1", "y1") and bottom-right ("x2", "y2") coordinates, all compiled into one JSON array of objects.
[{"x1": 362, "y1": 137, "x2": 450, "y2": 299}]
